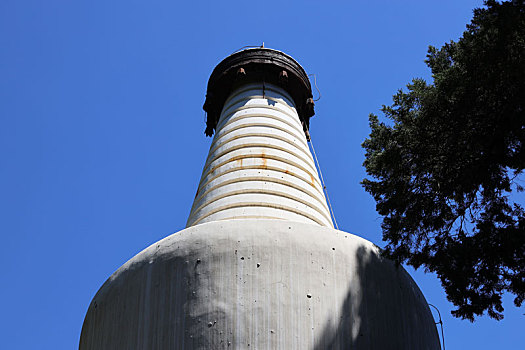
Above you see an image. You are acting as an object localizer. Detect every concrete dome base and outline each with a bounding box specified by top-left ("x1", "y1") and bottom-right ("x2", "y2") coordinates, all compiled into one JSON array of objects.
[{"x1": 80, "y1": 220, "x2": 440, "y2": 349}]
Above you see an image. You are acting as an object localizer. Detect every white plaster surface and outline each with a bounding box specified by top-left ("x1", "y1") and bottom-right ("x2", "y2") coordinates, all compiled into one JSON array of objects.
[
  {"x1": 186, "y1": 83, "x2": 333, "y2": 228},
  {"x1": 80, "y1": 220, "x2": 440, "y2": 349}
]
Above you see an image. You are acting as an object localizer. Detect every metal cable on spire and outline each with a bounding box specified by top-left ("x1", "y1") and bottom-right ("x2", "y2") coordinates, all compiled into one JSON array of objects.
[{"x1": 307, "y1": 127, "x2": 339, "y2": 230}]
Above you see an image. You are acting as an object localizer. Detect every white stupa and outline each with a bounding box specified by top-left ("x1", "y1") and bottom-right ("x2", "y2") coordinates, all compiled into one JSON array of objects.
[{"x1": 80, "y1": 48, "x2": 440, "y2": 349}]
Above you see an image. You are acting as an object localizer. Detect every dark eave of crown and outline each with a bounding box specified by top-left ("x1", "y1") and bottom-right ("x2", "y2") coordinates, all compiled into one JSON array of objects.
[{"x1": 203, "y1": 48, "x2": 315, "y2": 138}]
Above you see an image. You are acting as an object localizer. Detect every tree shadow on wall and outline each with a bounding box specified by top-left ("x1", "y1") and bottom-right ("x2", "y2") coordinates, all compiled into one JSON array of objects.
[{"x1": 314, "y1": 245, "x2": 440, "y2": 350}]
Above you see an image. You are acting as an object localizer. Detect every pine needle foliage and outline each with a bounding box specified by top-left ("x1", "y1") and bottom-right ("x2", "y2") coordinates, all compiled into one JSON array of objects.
[{"x1": 362, "y1": 0, "x2": 525, "y2": 321}]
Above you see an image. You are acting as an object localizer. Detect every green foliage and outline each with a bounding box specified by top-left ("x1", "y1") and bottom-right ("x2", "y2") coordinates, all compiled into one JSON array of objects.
[{"x1": 362, "y1": 0, "x2": 525, "y2": 321}]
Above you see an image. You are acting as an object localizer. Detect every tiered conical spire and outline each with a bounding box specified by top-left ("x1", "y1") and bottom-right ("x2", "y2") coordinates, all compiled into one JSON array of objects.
[{"x1": 187, "y1": 82, "x2": 332, "y2": 227}]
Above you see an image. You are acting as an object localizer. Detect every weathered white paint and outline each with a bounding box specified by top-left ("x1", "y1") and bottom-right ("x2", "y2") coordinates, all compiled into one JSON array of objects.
[
  {"x1": 186, "y1": 83, "x2": 333, "y2": 228},
  {"x1": 80, "y1": 220, "x2": 441, "y2": 349}
]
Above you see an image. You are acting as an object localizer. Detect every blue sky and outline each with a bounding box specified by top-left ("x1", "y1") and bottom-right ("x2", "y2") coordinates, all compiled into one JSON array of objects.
[{"x1": 1, "y1": 1, "x2": 523, "y2": 348}]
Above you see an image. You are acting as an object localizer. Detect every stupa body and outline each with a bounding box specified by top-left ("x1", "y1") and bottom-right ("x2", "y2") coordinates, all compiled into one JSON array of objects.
[{"x1": 80, "y1": 48, "x2": 440, "y2": 349}]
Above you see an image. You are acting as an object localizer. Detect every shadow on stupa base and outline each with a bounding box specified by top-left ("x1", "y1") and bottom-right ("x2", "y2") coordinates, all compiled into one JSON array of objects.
[{"x1": 80, "y1": 219, "x2": 440, "y2": 350}]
